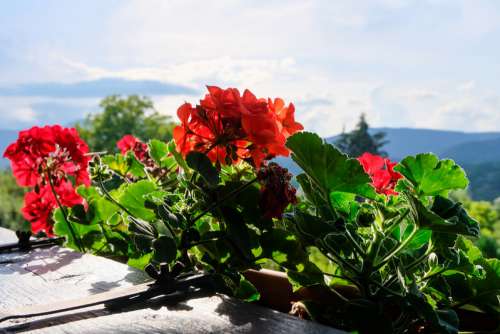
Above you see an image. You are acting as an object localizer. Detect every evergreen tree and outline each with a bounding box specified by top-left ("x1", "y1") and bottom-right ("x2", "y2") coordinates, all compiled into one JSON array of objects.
[{"x1": 335, "y1": 114, "x2": 388, "y2": 157}]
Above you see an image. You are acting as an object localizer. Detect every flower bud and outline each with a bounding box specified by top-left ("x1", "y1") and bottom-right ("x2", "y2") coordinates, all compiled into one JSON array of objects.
[{"x1": 428, "y1": 252, "x2": 439, "y2": 268}]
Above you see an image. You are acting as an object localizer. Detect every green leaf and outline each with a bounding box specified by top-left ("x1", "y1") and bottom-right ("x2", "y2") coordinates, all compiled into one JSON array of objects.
[
  {"x1": 149, "y1": 139, "x2": 176, "y2": 169},
  {"x1": 102, "y1": 154, "x2": 129, "y2": 176},
  {"x1": 126, "y1": 152, "x2": 147, "y2": 178},
  {"x1": 290, "y1": 208, "x2": 337, "y2": 245},
  {"x1": 287, "y1": 261, "x2": 325, "y2": 292},
  {"x1": 394, "y1": 153, "x2": 468, "y2": 196},
  {"x1": 261, "y1": 228, "x2": 310, "y2": 269},
  {"x1": 186, "y1": 151, "x2": 219, "y2": 186},
  {"x1": 234, "y1": 276, "x2": 260, "y2": 302},
  {"x1": 127, "y1": 252, "x2": 152, "y2": 270},
  {"x1": 53, "y1": 208, "x2": 101, "y2": 250},
  {"x1": 220, "y1": 206, "x2": 257, "y2": 260},
  {"x1": 118, "y1": 180, "x2": 158, "y2": 220},
  {"x1": 405, "y1": 193, "x2": 479, "y2": 237},
  {"x1": 296, "y1": 174, "x2": 335, "y2": 221},
  {"x1": 431, "y1": 196, "x2": 480, "y2": 238},
  {"x1": 286, "y1": 132, "x2": 376, "y2": 199},
  {"x1": 152, "y1": 235, "x2": 177, "y2": 263},
  {"x1": 128, "y1": 216, "x2": 157, "y2": 252},
  {"x1": 329, "y1": 191, "x2": 359, "y2": 217}
]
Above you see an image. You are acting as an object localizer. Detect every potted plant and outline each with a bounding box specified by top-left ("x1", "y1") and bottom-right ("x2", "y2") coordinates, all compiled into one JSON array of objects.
[{"x1": 3, "y1": 87, "x2": 499, "y2": 334}]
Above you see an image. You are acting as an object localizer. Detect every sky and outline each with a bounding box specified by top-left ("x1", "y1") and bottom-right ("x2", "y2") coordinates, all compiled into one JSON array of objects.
[{"x1": 1, "y1": 0, "x2": 499, "y2": 137}]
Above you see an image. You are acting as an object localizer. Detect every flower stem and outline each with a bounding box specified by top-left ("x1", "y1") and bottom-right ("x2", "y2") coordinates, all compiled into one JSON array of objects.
[
  {"x1": 374, "y1": 225, "x2": 418, "y2": 270},
  {"x1": 98, "y1": 176, "x2": 135, "y2": 217},
  {"x1": 189, "y1": 177, "x2": 258, "y2": 224},
  {"x1": 47, "y1": 175, "x2": 85, "y2": 252}
]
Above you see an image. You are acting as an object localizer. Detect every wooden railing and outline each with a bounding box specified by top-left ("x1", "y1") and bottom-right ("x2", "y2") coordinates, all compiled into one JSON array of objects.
[{"x1": 0, "y1": 227, "x2": 343, "y2": 333}]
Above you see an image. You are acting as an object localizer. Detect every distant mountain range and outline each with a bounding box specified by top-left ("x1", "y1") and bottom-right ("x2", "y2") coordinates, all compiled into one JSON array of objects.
[
  {"x1": 2, "y1": 127, "x2": 500, "y2": 199},
  {"x1": 365, "y1": 128, "x2": 500, "y2": 164}
]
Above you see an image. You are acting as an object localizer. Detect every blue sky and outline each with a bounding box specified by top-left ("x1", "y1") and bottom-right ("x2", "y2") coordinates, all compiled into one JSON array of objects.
[{"x1": 1, "y1": 0, "x2": 499, "y2": 136}]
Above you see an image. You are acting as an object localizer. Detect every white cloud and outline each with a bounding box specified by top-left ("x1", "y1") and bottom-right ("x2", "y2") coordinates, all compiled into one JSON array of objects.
[{"x1": 1, "y1": 0, "x2": 500, "y2": 135}]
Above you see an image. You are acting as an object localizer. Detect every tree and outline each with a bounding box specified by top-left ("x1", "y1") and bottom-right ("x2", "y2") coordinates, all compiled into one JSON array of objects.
[
  {"x1": 0, "y1": 170, "x2": 29, "y2": 231},
  {"x1": 76, "y1": 95, "x2": 175, "y2": 153},
  {"x1": 335, "y1": 114, "x2": 387, "y2": 157}
]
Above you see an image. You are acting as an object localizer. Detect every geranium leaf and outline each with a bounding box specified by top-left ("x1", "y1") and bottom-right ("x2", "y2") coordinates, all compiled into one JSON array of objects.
[
  {"x1": 152, "y1": 235, "x2": 177, "y2": 263},
  {"x1": 431, "y1": 196, "x2": 480, "y2": 238},
  {"x1": 149, "y1": 139, "x2": 176, "y2": 169},
  {"x1": 128, "y1": 216, "x2": 157, "y2": 252},
  {"x1": 186, "y1": 151, "x2": 219, "y2": 186},
  {"x1": 394, "y1": 153, "x2": 468, "y2": 196},
  {"x1": 118, "y1": 180, "x2": 158, "y2": 221},
  {"x1": 286, "y1": 132, "x2": 376, "y2": 199},
  {"x1": 405, "y1": 193, "x2": 479, "y2": 238},
  {"x1": 234, "y1": 276, "x2": 260, "y2": 302}
]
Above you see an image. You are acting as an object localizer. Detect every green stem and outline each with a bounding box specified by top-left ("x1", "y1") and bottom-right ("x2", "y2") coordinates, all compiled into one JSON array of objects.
[
  {"x1": 345, "y1": 228, "x2": 366, "y2": 258},
  {"x1": 98, "y1": 176, "x2": 134, "y2": 217},
  {"x1": 384, "y1": 209, "x2": 410, "y2": 234},
  {"x1": 189, "y1": 177, "x2": 258, "y2": 224},
  {"x1": 383, "y1": 245, "x2": 434, "y2": 288},
  {"x1": 321, "y1": 240, "x2": 361, "y2": 275},
  {"x1": 417, "y1": 267, "x2": 447, "y2": 284},
  {"x1": 374, "y1": 225, "x2": 419, "y2": 270},
  {"x1": 47, "y1": 175, "x2": 85, "y2": 252}
]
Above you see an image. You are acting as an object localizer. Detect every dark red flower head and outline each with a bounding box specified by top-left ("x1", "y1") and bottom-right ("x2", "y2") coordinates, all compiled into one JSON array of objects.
[
  {"x1": 117, "y1": 135, "x2": 149, "y2": 162},
  {"x1": 173, "y1": 86, "x2": 303, "y2": 168},
  {"x1": 257, "y1": 162, "x2": 298, "y2": 219},
  {"x1": 3, "y1": 125, "x2": 91, "y2": 187},
  {"x1": 358, "y1": 152, "x2": 403, "y2": 196}
]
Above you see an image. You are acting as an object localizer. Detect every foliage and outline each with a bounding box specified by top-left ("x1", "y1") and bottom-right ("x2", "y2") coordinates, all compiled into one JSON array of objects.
[
  {"x1": 0, "y1": 170, "x2": 28, "y2": 231},
  {"x1": 284, "y1": 132, "x2": 498, "y2": 333},
  {"x1": 451, "y1": 190, "x2": 500, "y2": 259},
  {"x1": 335, "y1": 113, "x2": 388, "y2": 157},
  {"x1": 3, "y1": 87, "x2": 499, "y2": 334},
  {"x1": 76, "y1": 95, "x2": 175, "y2": 153}
]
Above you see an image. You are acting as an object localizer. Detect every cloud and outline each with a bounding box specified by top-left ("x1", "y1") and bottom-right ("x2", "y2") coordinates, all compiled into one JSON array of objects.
[
  {"x1": 0, "y1": 78, "x2": 196, "y2": 98},
  {"x1": 1, "y1": 0, "x2": 500, "y2": 135}
]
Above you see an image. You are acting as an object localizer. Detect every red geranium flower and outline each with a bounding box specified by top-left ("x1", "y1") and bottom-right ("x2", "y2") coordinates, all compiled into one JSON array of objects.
[
  {"x1": 117, "y1": 134, "x2": 149, "y2": 162},
  {"x1": 3, "y1": 125, "x2": 91, "y2": 187},
  {"x1": 4, "y1": 125, "x2": 89, "y2": 235},
  {"x1": 21, "y1": 180, "x2": 83, "y2": 236},
  {"x1": 358, "y1": 152, "x2": 402, "y2": 196},
  {"x1": 173, "y1": 86, "x2": 303, "y2": 168},
  {"x1": 257, "y1": 163, "x2": 298, "y2": 219}
]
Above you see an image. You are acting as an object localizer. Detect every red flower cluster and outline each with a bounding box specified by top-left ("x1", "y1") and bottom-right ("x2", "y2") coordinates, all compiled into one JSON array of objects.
[
  {"x1": 3, "y1": 125, "x2": 90, "y2": 235},
  {"x1": 358, "y1": 153, "x2": 402, "y2": 196},
  {"x1": 117, "y1": 135, "x2": 149, "y2": 162},
  {"x1": 173, "y1": 86, "x2": 303, "y2": 168},
  {"x1": 257, "y1": 163, "x2": 298, "y2": 219},
  {"x1": 22, "y1": 181, "x2": 83, "y2": 235}
]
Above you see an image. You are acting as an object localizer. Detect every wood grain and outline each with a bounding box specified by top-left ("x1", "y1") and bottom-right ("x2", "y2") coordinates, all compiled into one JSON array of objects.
[{"x1": 0, "y1": 227, "x2": 344, "y2": 333}]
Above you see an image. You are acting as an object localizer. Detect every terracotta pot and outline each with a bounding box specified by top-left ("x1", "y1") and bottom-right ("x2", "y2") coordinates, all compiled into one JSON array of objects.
[
  {"x1": 243, "y1": 269, "x2": 358, "y2": 313},
  {"x1": 244, "y1": 269, "x2": 500, "y2": 332}
]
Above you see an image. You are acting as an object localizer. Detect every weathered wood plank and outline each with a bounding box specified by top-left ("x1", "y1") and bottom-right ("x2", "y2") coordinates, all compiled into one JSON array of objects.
[{"x1": 0, "y1": 227, "x2": 344, "y2": 333}]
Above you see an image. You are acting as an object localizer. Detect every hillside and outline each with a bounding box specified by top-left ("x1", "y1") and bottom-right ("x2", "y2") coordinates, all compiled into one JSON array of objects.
[
  {"x1": 360, "y1": 128, "x2": 500, "y2": 162},
  {"x1": 440, "y1": 137, "x2": 500, "y2": 165}
]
